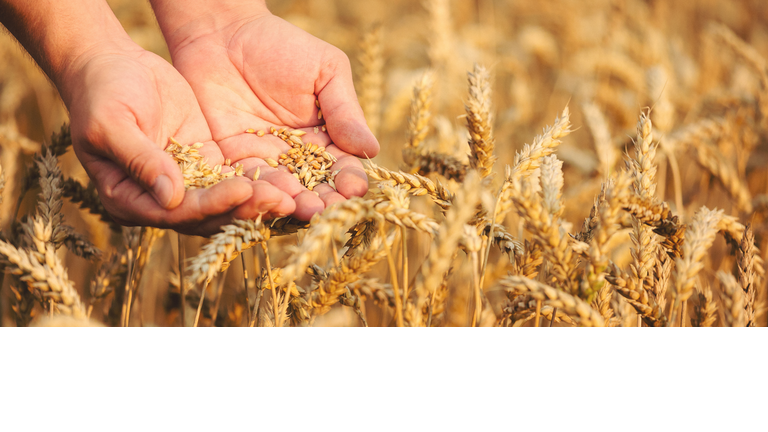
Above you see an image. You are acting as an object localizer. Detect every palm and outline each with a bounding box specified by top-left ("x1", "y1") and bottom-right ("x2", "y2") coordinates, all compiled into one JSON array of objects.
[{"x1": 170, "y1": 14, "x2": 377, "y2": 220}]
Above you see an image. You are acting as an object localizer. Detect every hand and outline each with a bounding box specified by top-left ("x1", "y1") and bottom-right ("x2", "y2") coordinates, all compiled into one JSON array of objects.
[
  {"x1": 60, "y1": 43, "x2": 296, "y2": 235},
  {"x1": 162, "y1": 9, "x2": 380, "y2": 220}
]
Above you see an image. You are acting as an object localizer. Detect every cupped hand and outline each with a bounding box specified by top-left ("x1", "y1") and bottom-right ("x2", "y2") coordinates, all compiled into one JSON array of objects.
[
  {"x1": 60, "y1": 43, "x2": 295, "y2": 235},
  {"x1": 167, "y1": 12, "x2": 379, "y2": 220}
]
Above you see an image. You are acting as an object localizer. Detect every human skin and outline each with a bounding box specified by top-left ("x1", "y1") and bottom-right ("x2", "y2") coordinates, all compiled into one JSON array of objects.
[
  {"x1": 150, "y1": 0, "x2": 380, "y2": 221},
  {"x1": 0, "y1": 0, "x2": 295, "y2": 236}
]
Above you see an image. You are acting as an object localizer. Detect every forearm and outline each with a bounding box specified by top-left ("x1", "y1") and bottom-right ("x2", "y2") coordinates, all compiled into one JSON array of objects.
[
  {"x1": 0, "y1": 0, "x2": 135, "y2": 103},
  {"x1": 149, "y1": 0, "x2": 269, "y2": 52}
]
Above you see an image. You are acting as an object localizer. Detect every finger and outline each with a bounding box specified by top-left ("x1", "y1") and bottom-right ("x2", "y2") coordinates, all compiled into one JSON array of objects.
[
  {"x1": 323, "y1": 144, "x2": 370, "y2": 198},
  {"x1": 229, "y1": 180, "x2": 296, "y2": 219},
  {"x1": 91, "y1": 118, "x2": 188, "y2": 210},
  {"x1": 334, "y1": 166, "x2": 369, "y2": 198},
  {"x1": 316, "y1": 49, "x2": 380, "y2": 158},
  {"x1": 245, "y1": 164, "x2": 307, "y2": 197},
  {"x1": 291, "y1": 190, "x2": 326, "y2": 221},
  {"x1": 85, "y1": 155, "x2": 266, "y2": 226},
  {"x1": 313, "y1": 183, "x2": 346, "y2": 208}
]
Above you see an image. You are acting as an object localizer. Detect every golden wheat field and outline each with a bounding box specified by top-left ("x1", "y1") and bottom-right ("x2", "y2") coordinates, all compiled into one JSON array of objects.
[{"x1": 2, "y1": 0, "x2": 768, "y2": 329}]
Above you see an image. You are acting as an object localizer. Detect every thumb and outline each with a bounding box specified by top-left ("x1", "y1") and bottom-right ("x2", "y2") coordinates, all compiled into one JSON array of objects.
[
  {"x1": 317, "y1": 51, "x2": 380, "y2": 158},
  {"x1": 103, "y1": 122, "x2": 185, "y2": 209}
]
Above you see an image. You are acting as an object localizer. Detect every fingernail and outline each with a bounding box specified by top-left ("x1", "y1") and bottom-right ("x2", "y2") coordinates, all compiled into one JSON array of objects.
[{"x1": 151, "y1": 174, "x2": 174, "y2": 208}]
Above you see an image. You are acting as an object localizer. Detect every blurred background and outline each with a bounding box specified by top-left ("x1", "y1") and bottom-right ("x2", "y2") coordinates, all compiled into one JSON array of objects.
[{"x1": 2, "y1": 0, "x2": 767, "y2": 326}]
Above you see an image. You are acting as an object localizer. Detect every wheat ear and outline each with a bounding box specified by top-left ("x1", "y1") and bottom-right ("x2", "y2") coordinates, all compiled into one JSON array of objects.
[
  {"x1": 718, "y1": 271, "x2": 746, "y2": 327},
  {"x1": 499, "y1": 276, "x2": 605, "y2": 327},
  {"x1": 670, "y1": 207, "x2": 723, "y2": 325},
  {"x1": 33, "y1": 148, "x2": 65, "y2": 247},
  {"x1": 737, "y1": 225, "x2": 761, "y2": 327},
  {"x1": 692, "y1": 284, "x2": 717, "y2": 327},
  {"x1": 581, "y1": 101, "x2": 617, "y2": 176},
  {"x1": 188, "y1": 218, "x2": 269, "y2": 284},
  {"x1": 365, "y1": 158, "x2": 453, "y2": 210},
  {"x1": 0, "y1": 238, "x2": 85, "y2": 318},
  {"x1": 509, "y1": 106, "x2": 572, "y2": 179},
  {"x1": 626, "y1": 113, "x2": 660, "y2": 309},
  {"x1": 403, "y1": 71, "x2": 435, "y2": 165},
  {"x1": 62, "y1": 178, "x2": 119, "y2": 230},
  {"x1": 465, "y1": 64, "x2": 496, "y2": 180}
]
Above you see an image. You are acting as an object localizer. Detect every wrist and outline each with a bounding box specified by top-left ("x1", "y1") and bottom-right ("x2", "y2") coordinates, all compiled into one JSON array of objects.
[
  {"x1": 0, "y1": 0, "x2": 134, "y2": 91},
  {"x1": 149, "y1": 0, "x2": 270, "y2": 54}
]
